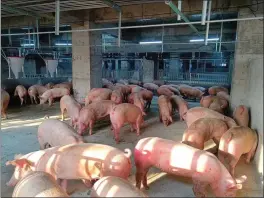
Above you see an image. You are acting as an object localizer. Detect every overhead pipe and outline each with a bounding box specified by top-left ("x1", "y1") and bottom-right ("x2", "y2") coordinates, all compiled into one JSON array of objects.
[
  {"x1": 205, "y1": 0, "x2": 212, "y2": 45},
  {"x1": 55, "y1": 0, "x2": 60, "y2": 35},
  {"x1": 165, "y1": 0, "x2": 202, "y2": 37},
  {"x1": 201, "y1": 0, "x2": 208, "y2": 25},
  {"x1": 117, "y1": 11, "x2": 122, "y2": 47},
  {"x1": 2, "y1": 16, "x2": 264, "y2": 36},
  {"x1": 177, "y1": 0, "x2": 182, "y2": 21},
  {"x1": 102, "y1": 0, "x2": 121, "y2": 12}
]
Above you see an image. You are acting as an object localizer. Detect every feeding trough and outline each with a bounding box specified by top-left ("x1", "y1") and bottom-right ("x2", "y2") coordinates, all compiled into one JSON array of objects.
[
  {"x1": 7, "y1": 57, "x2": 25, "y2": 79},
  {"x1": 45, "y1": 59, "x2": 58, "y2": 77}
]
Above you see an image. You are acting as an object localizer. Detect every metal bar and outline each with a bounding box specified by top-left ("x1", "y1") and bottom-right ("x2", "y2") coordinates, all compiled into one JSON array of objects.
[
  {"x1": 55, "y1": 0, "x2": 60, "y2": 35},
  {"x1": 162, "y1": 26, "x2": 164, "y2": 53},
  {"x1": 48, "y1": 33, "x2": 51, "y2": 47},
  {"x1": 177, "y1": 0, "x2": 182, "y2": 21},
  {"x1": 36, "y1": 19, "x2": 40, "y2": 48},
  {"x1": 1, "y1": 4, "x2": 54, "y2": 20},
  {"x1": 28, "y1": 26, "x2": 31, "y2": 45},
  {"x1": 201, "y1": 0, "x2": 208, "y2": 25},
  {"x1": 117, "y1": 11, "x2": 122, "y2": 47},
  {"x1": 2, "y1": 16, "x2": 264, "y2": 36},
  {"x1": 165, "y1": 0, "x2": 201, "y2": 37},
  {"x1": 102, "y1": 0, "x2": 121, "y2": 12},
  {"x1": 219, "y1": 21, "x2": 223, "y2": 52},
  {"x1": 205, "y1": 0, "x2": 212, "y2": 45},
  {"x1": 8, "y1": 27, "x2": 12, "y2": 46}
]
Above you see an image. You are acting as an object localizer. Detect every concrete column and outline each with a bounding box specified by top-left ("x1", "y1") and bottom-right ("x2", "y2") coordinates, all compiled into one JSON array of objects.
[
  {"x1": 230, "y1": 7, "x2": 263, "y2": 180},
  {"x1": 142, "y1": 57, "x2": 154, "y2": 83},
  {"x1": 72, "y1": 20, "x2": 102, "y2": 103}
]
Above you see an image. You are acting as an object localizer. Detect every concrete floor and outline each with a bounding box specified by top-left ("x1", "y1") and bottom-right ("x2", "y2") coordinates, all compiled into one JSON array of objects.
[{"x1": 1, "y1": 97, "x2": 263, "y2": 197}]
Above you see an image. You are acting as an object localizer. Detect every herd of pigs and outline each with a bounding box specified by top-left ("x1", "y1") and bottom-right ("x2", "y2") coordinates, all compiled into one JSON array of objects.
[{"x1": 1, "y1": 78, "x2": 258, "y2": 197}]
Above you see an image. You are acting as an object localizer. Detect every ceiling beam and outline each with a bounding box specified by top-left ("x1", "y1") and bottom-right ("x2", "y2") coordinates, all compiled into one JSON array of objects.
[
  {"x1": 102, "y1": 0, "x2": 121, "y2": 12},
  {"x1": 1, "y1": 4, "x2": 55, "y2": 20}
]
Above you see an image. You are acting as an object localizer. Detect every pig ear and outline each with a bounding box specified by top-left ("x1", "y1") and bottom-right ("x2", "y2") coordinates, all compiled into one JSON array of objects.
[{"x1": 6, "y1": 159, "x2": 34, "y2": 169}]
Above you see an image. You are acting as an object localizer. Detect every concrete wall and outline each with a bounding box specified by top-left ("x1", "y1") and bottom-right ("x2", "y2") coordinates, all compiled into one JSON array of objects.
[{"x1": 230, "y1": 7, "x2": 263, "y2": 178}]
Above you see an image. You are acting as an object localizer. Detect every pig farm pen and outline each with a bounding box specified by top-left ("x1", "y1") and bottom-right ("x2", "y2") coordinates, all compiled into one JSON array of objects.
[{"x1": 1, "y1": 95, "x2": 263, "y2": 197}]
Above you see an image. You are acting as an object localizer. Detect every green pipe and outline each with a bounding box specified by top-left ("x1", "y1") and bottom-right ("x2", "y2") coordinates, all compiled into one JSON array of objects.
[{"x1": 165, "y1": 1, "x2": 202, "y2": 37}]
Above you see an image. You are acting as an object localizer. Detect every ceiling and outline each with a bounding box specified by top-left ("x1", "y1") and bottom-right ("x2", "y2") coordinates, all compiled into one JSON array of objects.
[{"x1": 1, "y1": 0, "x2": 163, "y2": 18}]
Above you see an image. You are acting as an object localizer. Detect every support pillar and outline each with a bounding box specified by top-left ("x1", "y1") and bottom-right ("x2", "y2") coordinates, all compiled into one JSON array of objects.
[{"x1": 72, "y1": 20, "x2": 102, "y2": 103}]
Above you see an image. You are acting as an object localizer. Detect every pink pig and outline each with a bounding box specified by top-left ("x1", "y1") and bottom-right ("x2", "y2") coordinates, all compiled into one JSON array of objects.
[
  {"x1": 138, "y1": 89, "x2": 153, "y2": 110},
  {"x1": 232, "y1": 105, "x2": 249, "y2": 127},
  {"x1": 60, "y1": 95, "x2": 82, "y2": 128},
  {"x1": 182, "y1": 118, "x2": 229, "y2": 150},
  {"x1": 170, "y1": 95, "x2": 189, "y2": 121},
  {"x1": 218, "y1": 126, "x2": 258, "y2": 176},
  {"x1": 78, "y1": 100, "x2": 116, "y2": 135},
  {"x1": 184, "y1": 107, "x2": 237, "y2": 128},
  {"x1": 111, "y1": 89, "x2": 123, "y2": 104},
  {"x1": 158, "y1": 95, "x2": 173, "y2": 126},
  {"x1": 6, "y1": 143, "x2": 132, "y2": 191},
  {"x1": 208, "y1": 86, "x2": 228, "y2": 95},
  {"x1": 157, "y1": 87, "x2": 173, "y2": 97},
  {"x1": 14, "y1": 85, "x2": 28, "y2": 105},
  {"x1": 39, "y1": 88, "x2": 70, "y2": 106},
  {"x1": 143, "y1": 83, "x2": 159, "y2": 92},
  {"x1": 37, "y1": 119, "x2": 83, "y2": 149},
  {"x1": 110, "y1": 103, "x2": 144, "y2": 144},
  {"x1": 1, "y1": 89, "x2": 10, "y2": 119},
  {"x1": 134, "y1": 137, "x2": 247, "y2": 197},
  {"x1": 28, "y1": 85, "x2": 48, "y2": 104},
  {"x1": 85, "y1": 88, "x2": 112, "y2": 106}
]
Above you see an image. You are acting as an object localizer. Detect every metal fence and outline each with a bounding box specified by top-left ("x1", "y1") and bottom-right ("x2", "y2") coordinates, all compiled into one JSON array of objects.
[{"x1": 102, "y1": 69, "x2": 136, "y2": 80}]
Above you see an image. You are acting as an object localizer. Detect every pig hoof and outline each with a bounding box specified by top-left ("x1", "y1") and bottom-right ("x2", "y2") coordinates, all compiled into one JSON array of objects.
[{"x1": 144, "y1": 186, "x2": 149, "y2": 190}]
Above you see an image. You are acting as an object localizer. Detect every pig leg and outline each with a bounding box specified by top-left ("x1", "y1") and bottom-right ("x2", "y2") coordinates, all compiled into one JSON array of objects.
[
  {"x1": 192, "y1": 179, "x2": 208, "y2": 197},
  {"x1": 20, "y1": 97, "x2": 24, "y2": 106},
  {"x1": 130, "y1": 124, "x2": 136, "y2": 132},
  {"x1": 61, "y1": 107, "x2": 66, "y2": 121},
  {"x1": 82, "y1": 179, "x2": 93, "y2": 188},
  {"x1": 30, "y1": 96, "x2": 34, "y2": 104},
  {"x1": 159, "y1": 113, "x2": 162, "y2": 123},
  {"x1": 89, "y1": 120, "x2": 94, "y2": 136},
  {"x1": 136, "y1": 116, "x2": 143, "y2": 136},
  {"x1": 228, "y1": 157, "x2": 240, "y2": 177},
  {"x1": 112, "y1": 124, "x2": 121, "y2": 143},
  {"x1": 34, "y1": 96, "x2": 38, "y2": 104},
  {"x1": 48, "y1": 97, "x2": 54, "y2": 106},
  {"x1": 246, "y1": 141, "x2": 258, "y2": 163},
  {"x1": 60, "y1": 179, "x2": 68, "y2": 192}
]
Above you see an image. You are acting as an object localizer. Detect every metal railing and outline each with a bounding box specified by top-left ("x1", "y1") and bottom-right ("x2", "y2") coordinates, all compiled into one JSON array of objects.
[{"x1": 102, "y1": 69, "x2": 136, "y2": 80}]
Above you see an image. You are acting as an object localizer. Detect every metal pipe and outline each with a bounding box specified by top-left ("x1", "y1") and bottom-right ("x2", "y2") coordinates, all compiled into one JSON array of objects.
[
  {"x1": 201, "y1": 0, "x2": 208, "y2": 25},
  {"x1": 162, "y1": 26, "x2": 164, "y2": 53},
  {"x1": 177, "y1": 0, "x2": 182, "y2": 21},
  {"x1": 28, "y1": 27, "x2": 31, "y2": 45},
  {"x1": 117, "y1": 11, "x2": 122, "y2": 47},
  {"x1": 8, "y1": 27, "x2": 12, "y2": 46},
  {"x1": 219, "y1": 21, "x2": 223, "y2": 52},
  {"x1": 205, "y1": 0, "x2": 212, "y2": 45},
  {"x1": 2, "y1": 16, "x2": 264, "y2": 36},
  {"x1": 165, "y1": 0, "x2": 201, "y2": 37},
  {"x1": 36, "y1": 19, "x2": 39, "y2": 48},
  {"x1": 55, "y1": 0, "x2": 60, "y2": 35},
  {"x1": 102, "y1": 0, "x2": 121, "y2": 12}
]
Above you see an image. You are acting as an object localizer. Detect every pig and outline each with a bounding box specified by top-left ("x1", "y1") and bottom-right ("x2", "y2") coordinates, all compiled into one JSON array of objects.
[
  {"x1": 209, "y1": 97, "x2": 229, "y2": 114},
  {"x1": 28, "y1": 85, "x2": 48, "y2": 104},
  {"x1": 1, "y1": 89, "x2": 10, "y2": 119},
  {"x1": 158, "y1": 95, "x2": 173, "y2": 126},
  {"x1": 118, "y1": 79, "x2": 129, "y2": 85},
  {"x1": 12, "y1": 171, "x2": 69, "y2": 197},
  {"x1": 152, "y1": 80, "x2": 165, "y2": 86},
  {"x1": 200, "y1": 95, "x2": 215, "y2": 108},
  {"x1": 143, "y1": 83, "x2": 159, "y2": 92},
  {"x1": 130, "y1": 85, "x2": 145, "y2": 93},
  {"x1": 114, "y1": 84, "x2": 131, "y2": 98},
  {"x1": 184, "y1": 107, "x2": 237, "y2": 129},
  {"x1": 45, "y1": 82, "x2": 54, "y2": 89},
  {"x1": 14, "y1": 85, "x2": 28, "y2": 105},
  {"x1": 129, "y1": 79, "x2": 143, "y2": 86},
  {"x1": 138, "y1": 89, "x2": 153, "y2": 110},
  {"x1": 160, "y1": 85, "x2": 180, "y2": 95},
  {"x1": 6, "y1": 143, "x2": 132, "y2": 191},
  {"x1": 232, "y1": 105, "x2": 249, "y2": 127},
  {"x1": 110, "y1": 103, "x2": 144, "y2": 144},
  {"x1": 168, "y1": 84, "x2": 180, "y2": 90},
  {"x1": 157, "y1": 87, "x2": 173, "y2": 97},
  {"x1": 111, "y1": 89, "x2": 123, "y2": 104},
  {"x1": 132, "y1": 93, "x2": 146, "y2": 116},
  {"x1": 90, "y1": 176, "x2": 148, "y2": 197},
  {"x1": 78, "y1": 100, "x2": 116, "y2": 135},
  {"x1": 193, "y1": 86, "x2": 206, "y2": 92},
  {"x1": 60, "y1": 95, "x2": 82, "y2": 128},
  {"x1": 217, "y1": 91, "x2": 230, "y2": 102},
  {"x1": 208, "y1": 86, "x2": 228, "y2": 95},
  {"x1": 179, "y1": 85, "x2": 203, "y2": 99},
  {"x1": 53, "y1": 83, "x2": 71, "y2": 91},
  {"x1": 170, "y1": 95, "x2": 188, "y2": 121},
  {"x1": 102, "y1": 78, "x2": 114, "y2": 88},
  {"x1": 39, "y1": 88, "x2": 70, "y2": 106},
  {"x1": 84, "y1": 88, "x2": 112, "y2": 106},
  {"x1": 134, "y1": 137, "x2": 246, "y2": 197},
  {"x1": 38, "y1": 119, "x2": 83, "y2": 149},
  {"x1": 218, "y1": 126, "x2": 258, "y2": 176},
  {"x1": 182, "y1": 118, "x2": 229, "y2": 150}
]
